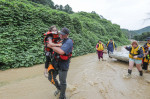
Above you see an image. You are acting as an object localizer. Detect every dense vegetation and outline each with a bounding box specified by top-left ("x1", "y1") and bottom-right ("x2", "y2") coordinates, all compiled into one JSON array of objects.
[
  {"x1": 28, "y1": 0, "x2": 55, "y2": 9},
  {"x1": 122, "y1": 26, "x2": 150, "y2": 39},
  {"x1": 0, "y1": 0, "x2": 130, "y2": 70},
  {"x1": 134, "y1": 32, "x2": 150, "y2": 41},
  {"x1": 28, "y1": 0, "x2": 73, "y2": 14}
]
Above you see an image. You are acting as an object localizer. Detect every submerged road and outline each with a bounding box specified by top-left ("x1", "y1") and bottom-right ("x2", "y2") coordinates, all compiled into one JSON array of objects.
[{"x1": 0, "y1": 53, "x2": 150, "y2": 99}]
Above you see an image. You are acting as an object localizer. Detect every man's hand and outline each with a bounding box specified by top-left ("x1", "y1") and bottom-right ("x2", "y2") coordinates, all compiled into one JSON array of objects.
[
  {"x1": 47, "y1": 43, "x2": 62, "y2": 48},
  {"x1": 51, "y1": 47, "x2": 65, "y2": 55},
  {"x1": 133, "y1": 56, "x2": 138, "y2": 59},
  {"x1": 47, "y1": 43, "x2": 52, "y2": 48},
  {"x1": 124, "y1": 46, "x2": 127, "y2": 49},
  {"x1": 58, "y1": 43, "x2": 62, "y2": 47}
]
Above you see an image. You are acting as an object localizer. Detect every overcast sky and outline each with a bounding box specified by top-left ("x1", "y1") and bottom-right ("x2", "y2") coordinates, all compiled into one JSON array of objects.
[{"x1": 53, "y1": 0, "x2": 150, "y2": 30}]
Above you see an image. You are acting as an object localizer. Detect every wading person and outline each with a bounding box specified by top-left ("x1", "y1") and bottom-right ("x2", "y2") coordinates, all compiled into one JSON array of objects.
[
  {"x1": 96, "y1": 40, "x2": 105, "y2": 61},
  {"x1": 125, "y1": 41, "x2": 144, "y2": 77},
  {"x1": 106, "y1": 39, "x2": 117, "y2": 57},
  {"x1": 142, "y1": 37, "x2": 150, "y2": 71},
  {"x1": 43, "y1": 25, "x2": 62, "y2": 77},
  {"x1": 47, "y1": 28, "x2": 73, "y2": 99},
  {"x1": 142, "y1": 45, "x2": 150, "y2": 71}
]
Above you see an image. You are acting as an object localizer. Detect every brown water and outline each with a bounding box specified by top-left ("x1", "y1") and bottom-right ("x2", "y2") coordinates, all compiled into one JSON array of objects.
[{"x1": 0, "y1": 53, "x2": 150, "y2": 99}]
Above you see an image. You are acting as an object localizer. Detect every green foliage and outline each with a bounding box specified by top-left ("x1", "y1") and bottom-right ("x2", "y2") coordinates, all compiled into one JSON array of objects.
[
  {"x1": 0, "y1": 0, "x2": 130, "y2": 70},
  {"x1": 27, "y1": 0, "x2": 74, "y2": 14},
  {"x1": 28, "y1": 0, "x2": 55, "y2": 8},
  {"x1": 134, "y1": 32, "x2": 150, "y2": 41},
  {"x1": 55, "y1": 4, "x2": 74, "y2": 14}
]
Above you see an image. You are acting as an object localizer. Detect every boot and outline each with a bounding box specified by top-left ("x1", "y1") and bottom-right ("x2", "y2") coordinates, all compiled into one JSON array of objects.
[
  {"x1": 54, "y1": 89, "x2": 60, "y2": 96},
  {"x1": 128, "y1": 69, "x2": 132, "y2": 75},
  {"x1": 59, "y1": 94, "x2": 66, "y2": 99},
  {"x1": 59, "y1": 96, "x2": 66, "y2": 99},
  {"x1": 139, "y1": 71, "x2": 143, "y2": 76}
]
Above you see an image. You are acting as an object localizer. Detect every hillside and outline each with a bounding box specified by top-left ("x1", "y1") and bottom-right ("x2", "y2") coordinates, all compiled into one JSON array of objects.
[
  {"x1": 121, "y1": 29, "x2": 136, "y2": 39},
  {"x1": 122, "y1": 26, "x2": 150, "y2": 39},
  {"x1": 134, "y1": 32, "x2": 150, "y2": 41},
  {"x1": 134, "y1": 26, "x2": 150, "y2": 35},
  {"x1": 0, "y1": 0, "x2": 130, "y2": 70}
]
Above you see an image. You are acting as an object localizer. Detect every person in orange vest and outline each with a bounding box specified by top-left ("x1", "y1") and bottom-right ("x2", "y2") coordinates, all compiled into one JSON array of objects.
[
  {"x1": 44, "y1": 25, "x2": 62, "y2": 78},
  {"x1": 125, "y1": 41, "x2": 144, "y2": 77},
  {"x1": 96, "y1": 40, "x2": 105, "y2": 61}
]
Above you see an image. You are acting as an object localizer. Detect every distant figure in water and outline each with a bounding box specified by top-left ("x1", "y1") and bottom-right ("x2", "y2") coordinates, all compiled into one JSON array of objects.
[
  {"x1": 106, "y1": 39, "x2": 117, "y2": 58},
  {"x1": 125, "y1": 41, "x2": 144, "y2": 77},
  {"x1": 96, "y1": 40, "x2": 105, "y2": 61}
]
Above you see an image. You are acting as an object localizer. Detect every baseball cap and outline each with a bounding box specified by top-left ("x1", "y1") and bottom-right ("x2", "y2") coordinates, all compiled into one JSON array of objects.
[{"x1": 60, "y1": 27, "x2": 69, "y2": 35}]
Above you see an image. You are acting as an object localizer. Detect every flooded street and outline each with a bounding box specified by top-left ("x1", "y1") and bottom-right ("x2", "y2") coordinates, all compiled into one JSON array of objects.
[{"x1": 0, "y1": 53, "x2": 150, "y2": 99}]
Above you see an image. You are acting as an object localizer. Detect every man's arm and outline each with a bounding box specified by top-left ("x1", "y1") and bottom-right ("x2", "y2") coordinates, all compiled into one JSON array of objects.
[
  {"x1": 125, "y1": 46, "x2": 131, "y2": 51},
  {"x1": 48, "y1": 39, "x2": 62, "y2": 47},
  {"x1": 137, "y1": 48, "x2": 144, "y2": 58},
  {"x1": 96, "y1": 44, "x2": 98, "y2": 50},
  {"x1": 50, "y1": 39, "x2": 73, "y2": 55},
  {"x1": 50, "y1": 47, "x2": 65, "y2": 55},
  {"x1": 106, "y1": 43, "x2": 108, "y2": 47}
]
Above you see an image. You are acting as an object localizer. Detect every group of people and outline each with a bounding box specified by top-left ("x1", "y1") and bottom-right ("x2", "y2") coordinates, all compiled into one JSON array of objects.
[
  {"x1": 43, "y1": 25, "x2": 150, "y2": 98},
  {"x1": 96, "y1": 37, "x2": 150, "y2": 77},
  {"x1": 125, "y1": 37, "x2": 150, "y2": 77},
  {"x1": 44, "y1": 25, "x2": 73, "y2": 99},
  {"x1": 96, "y1": 39, "x2": 117, "y2": 61}
]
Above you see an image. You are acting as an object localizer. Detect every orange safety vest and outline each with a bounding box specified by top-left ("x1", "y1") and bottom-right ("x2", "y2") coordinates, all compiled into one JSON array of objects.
[
  {"x1": 44, "y1": 31, "x2": 61, "y2": 52},
  {"x1": 143, "y1": 55, "x2": 149, "y2": 63},
  {"x1": 59, "y1": 39, "x2": 73, "y2": 61}
]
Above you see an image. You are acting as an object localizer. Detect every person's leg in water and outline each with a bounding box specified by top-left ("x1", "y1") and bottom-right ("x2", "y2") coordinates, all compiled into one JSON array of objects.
[
  {"x1": 59, "y1": 70, "x2": 68, "y2": 99},
  {"x1": 107, "y1": 50, "x2": 109, "y2": 55},
  {"x1": 143, "y1": 62, "x2": 148, "y2": 71},
  {"x1": 107, "y1": 50, "x2": 110, "y2": 57},
  {"x1": 48, "y1": 70, "x2": 61, "y2": 95},
  {"x1": 97, "y1": 51, "x2": 101, "y2": 61},
  {"x1": 136, "y1": 63, "x2": 143, "y2": 76},
  {"x1": 45, "y1": 55, "x2": 51, "y2": 77},
  {"x1": 108, "y1": 50, "x2": 111, "y2": 58},
  {"x1": 128, "y1": 59, "x2": 134, "y2": 76},
  {"x1": 99, "y1": 51, "x2": 104, "y2": 61},
  {"x1": 108, "y1": 49, "x2": 113, "y2": 58}
]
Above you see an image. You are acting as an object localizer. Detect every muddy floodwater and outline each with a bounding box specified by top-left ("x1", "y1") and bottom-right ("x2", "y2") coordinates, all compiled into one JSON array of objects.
[{"x1": 0, "y1": 52, "x2": 150, "y2": 99}]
